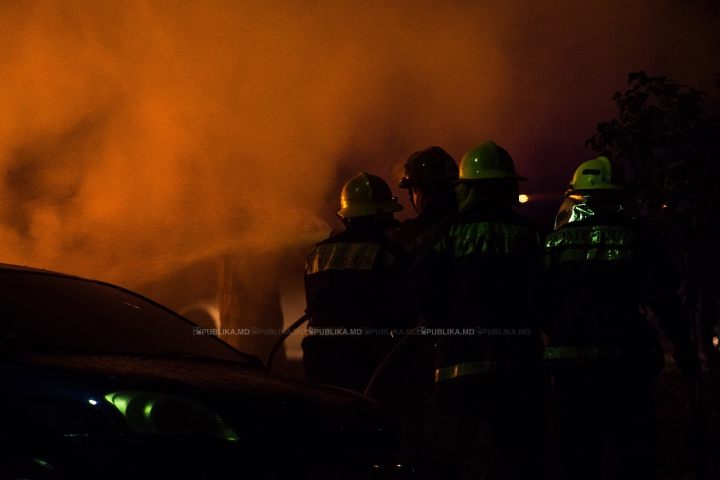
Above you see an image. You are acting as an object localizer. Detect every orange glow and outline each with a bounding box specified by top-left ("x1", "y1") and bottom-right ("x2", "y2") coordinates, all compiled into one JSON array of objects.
[
  {"x1": 518, "y1": 194, "x2": 529, "y2": 203},
  {"x1": 0, "y1": 0, "x2": 717, "y2": 295}
]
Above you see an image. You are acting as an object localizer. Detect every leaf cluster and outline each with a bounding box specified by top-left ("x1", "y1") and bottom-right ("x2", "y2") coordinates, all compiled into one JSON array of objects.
[{"x1": 586, "y1": 71, "x2": 720, "y2": 252}]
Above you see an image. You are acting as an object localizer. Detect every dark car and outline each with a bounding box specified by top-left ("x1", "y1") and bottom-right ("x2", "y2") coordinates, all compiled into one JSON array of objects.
[{"x1": 0, "y1": 264, "x2": 408, "y2": 479}]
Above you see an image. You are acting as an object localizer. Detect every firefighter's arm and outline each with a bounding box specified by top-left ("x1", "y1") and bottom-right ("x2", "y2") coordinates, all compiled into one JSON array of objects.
[{"x1": 406, "y1": 227, "x2": 453, "y2": 327}]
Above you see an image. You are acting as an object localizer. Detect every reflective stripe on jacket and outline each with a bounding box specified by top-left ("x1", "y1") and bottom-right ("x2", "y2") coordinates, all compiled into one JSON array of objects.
[
  {"x1": 408, "y1": 205, "x2": 546, "y2": 381},
  {"x1": 544, "y1": 225, "x2": 634, "y2": 267},
  {"x1": 304, "y1": 225, "x2": 415, "y2": 330},
  {"x1": 542, "y1": 346, "x2": 628, "y2": 360},
  {"x1": 539, "y1": 216, "x2": 683, "y2": 368},
  {"x1": 435, "y1": 360, "x2": 540, "y2": 382}
]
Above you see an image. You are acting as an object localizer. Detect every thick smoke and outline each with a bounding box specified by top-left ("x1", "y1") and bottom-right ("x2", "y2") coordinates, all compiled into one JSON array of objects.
[{"x1": 0, "y1": 0, "x2": 718, "y2": 289}]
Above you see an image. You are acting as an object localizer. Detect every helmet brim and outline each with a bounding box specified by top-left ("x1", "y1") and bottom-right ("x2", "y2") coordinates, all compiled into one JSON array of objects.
[
  {"x1": 569, "y1": 184, "x2": 623, "y2": 192},
  {"x1": 454, "y1": 171, "x2": 528, "y2": 183},
  {"x1": 336, "y1": 201, "x2": 404, "y2": 219},
  {"x1": 399, "y1": 176, "x2": 459, "y2": 189}
]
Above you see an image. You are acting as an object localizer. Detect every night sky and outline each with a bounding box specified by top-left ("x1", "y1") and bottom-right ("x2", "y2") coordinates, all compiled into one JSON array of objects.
[{"x1": 1, "y1": 0, "x2": 718, "y2": 288}]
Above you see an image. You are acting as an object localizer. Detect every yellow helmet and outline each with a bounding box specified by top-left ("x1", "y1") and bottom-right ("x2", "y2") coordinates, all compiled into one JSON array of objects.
[
  {"x1": 337, "y1": 172, "x2": 403, "y2": 219},
  {"x1": 458, "y1": 141, "x2": 528, "y2": 182},
  {"x1": 569, "y1": 156, "x2": 619, "y2": 191}
]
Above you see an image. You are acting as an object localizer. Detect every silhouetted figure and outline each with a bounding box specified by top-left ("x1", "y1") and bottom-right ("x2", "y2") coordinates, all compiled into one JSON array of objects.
[
  {"x1": 541, "y1": 156, "x2": 697, "y2": 480},
  {"x1": 367, "y1": 147, "x2": 458, "y2": 455},
  {"x1": 302, "y1": 172, "x2": 415, "y2": 393},
  {"x1": 388, "y1": 146, "x2": 459, "y2": 257},
  {"x1": 408, "y1": 142, "x2": 547, "y2": 479}
]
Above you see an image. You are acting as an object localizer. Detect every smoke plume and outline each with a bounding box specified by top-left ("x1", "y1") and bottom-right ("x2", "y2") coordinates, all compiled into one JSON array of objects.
[{"x1": 1, "y1": 0, "x2": 718, "y2": 289}]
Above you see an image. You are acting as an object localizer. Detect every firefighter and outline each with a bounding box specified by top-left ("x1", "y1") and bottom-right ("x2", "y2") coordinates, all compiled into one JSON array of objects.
[
  {"x1": 367, "y1": 147, "x2": 457, "y2": 452},
  {"x1": 302, "y1": 172, "x2": 415, "y2": 393},
  {"x1": 542, "y1": 156, "x2": 697, "y2": 480},
  {"x1": 387, "y1": 146, "x2": 459, "y2": 257},
  {"x1": 408, "y1": 141, "x2": 547, "y2": 479}
]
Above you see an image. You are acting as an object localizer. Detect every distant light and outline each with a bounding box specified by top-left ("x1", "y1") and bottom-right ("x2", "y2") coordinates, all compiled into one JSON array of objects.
[
  {"x1": 518, "y1": 194, "x2": 529, "y2": 203},
  {"x1": 89, "y1": 399, "x2": 98, "y2": 405},
  {"x1": 713, "y1": 336, "x2": 719, "y2": 348}
]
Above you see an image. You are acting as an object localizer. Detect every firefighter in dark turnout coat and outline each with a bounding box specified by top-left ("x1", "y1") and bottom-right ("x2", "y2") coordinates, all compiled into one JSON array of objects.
[
  {"x1": 542, "y1": 156, "x2": 696, "y2": 480},
  {"x1": 367, "y1": 147, "x2": 458, "y2": 453},
  {"x1": 387, "y1": 146, "x2": 459, "y2": 258},
  {"x1": 302, "y1": 172, "x2": 415, "y2": 393},
  {"x1": 408, "y1": 142, "x2": 547, "y2": 479}
]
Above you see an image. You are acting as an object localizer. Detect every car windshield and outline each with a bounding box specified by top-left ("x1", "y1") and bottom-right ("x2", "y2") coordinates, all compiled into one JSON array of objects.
[{"x1": 0, "y1": 268, "x2": 257, "y2": 365}]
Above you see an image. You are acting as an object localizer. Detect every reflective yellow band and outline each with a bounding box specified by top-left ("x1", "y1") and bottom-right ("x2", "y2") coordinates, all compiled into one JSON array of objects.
[
  {"x1": 434, "y1": 222, "x2": 540, "y2": 258},
  {"x1": 545, "y1": 225, "x2": 633, "y2": 248},
  {"x1": 543, "y1": 346, "x2": 626, "y2": 360},
  {"x1": 435, "y1": 361, "x2": 534, "y2": 382},
  {"x1": 544, "y1": 247, "x2": 632, "y2": 267},
  {"x1": 306, "y1": 242, "x2": 379, "y2": 275}
]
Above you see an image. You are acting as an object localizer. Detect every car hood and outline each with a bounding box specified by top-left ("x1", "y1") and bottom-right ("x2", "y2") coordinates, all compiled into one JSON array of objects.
[
  {"x1": 13, "y1": 352, "x2": 371, "y2": 408},
  {"x1": 2, "y1": 353, "x2": 399, "y2": 462}
]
